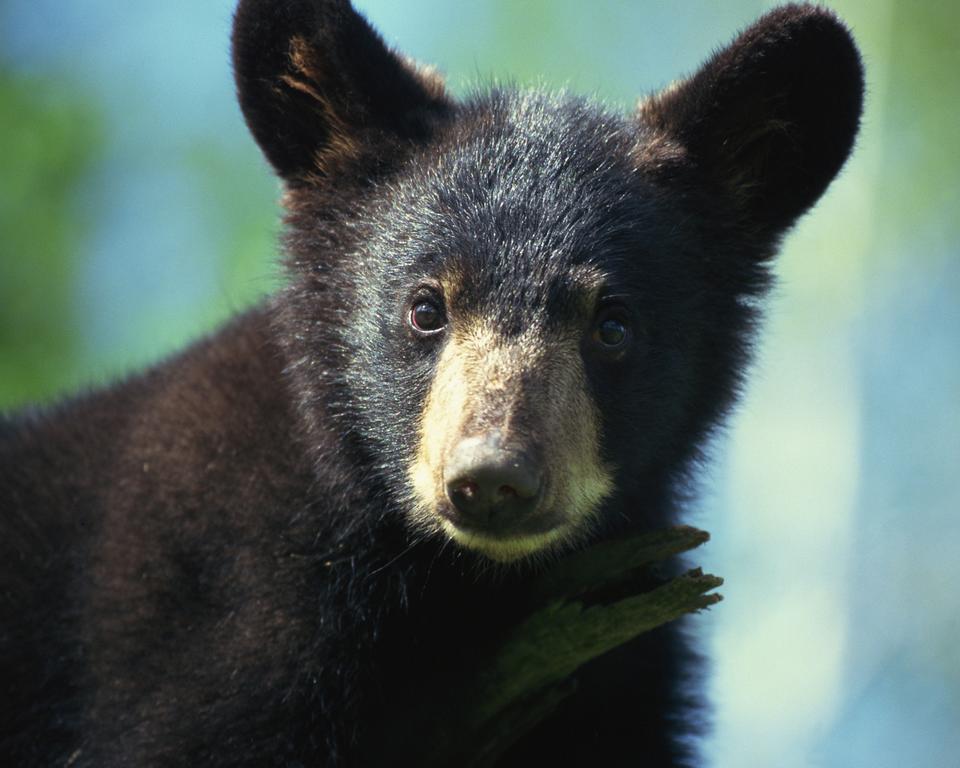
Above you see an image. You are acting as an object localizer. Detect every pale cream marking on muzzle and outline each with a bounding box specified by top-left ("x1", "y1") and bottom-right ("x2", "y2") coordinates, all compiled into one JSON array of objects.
[
  {"x1": 439, "y1": 518, "x2": 574, "y2": 564},
  {"x1": 407, "y1": 320, "x2": 614, "y2": 561}
]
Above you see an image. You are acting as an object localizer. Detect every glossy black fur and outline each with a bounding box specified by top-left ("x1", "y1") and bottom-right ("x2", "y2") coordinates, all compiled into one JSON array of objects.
[{"x1": 0, "y1": 2, "x2": 863, "y2": 766}]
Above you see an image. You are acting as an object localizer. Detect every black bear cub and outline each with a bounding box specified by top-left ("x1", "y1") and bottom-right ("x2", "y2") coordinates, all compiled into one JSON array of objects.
[{"x1": 1, "y1": 1, "x2": 862, "y2": 765}]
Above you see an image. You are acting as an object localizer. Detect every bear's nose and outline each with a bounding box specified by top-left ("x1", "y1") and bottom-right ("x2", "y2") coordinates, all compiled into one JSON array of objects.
[{"x1": 443, "y1": 434, "x2": 543, "y2": 532}]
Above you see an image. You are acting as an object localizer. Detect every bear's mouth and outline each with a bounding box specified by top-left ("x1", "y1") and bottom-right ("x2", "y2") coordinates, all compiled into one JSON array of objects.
[
  {"x1": 437, "y1": 512, "x2": 573, "y2": 562},
  {"x1": 435, "y1": 500, "x2": 572, "y2": 561}
]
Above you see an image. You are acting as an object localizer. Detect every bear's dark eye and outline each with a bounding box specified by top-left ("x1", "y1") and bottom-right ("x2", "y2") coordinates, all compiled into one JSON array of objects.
[
  {"x1": 409, "y1": 300, "x2": 446, "y2": 335},
  {"x1": 597, "y1": 318, "x2": 626, "y2": 346},
  {"x1": 591, "y1": 306, "x2": 631, "y2": 355}
]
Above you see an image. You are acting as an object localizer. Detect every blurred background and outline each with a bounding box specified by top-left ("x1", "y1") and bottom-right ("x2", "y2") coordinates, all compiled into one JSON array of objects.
[{"x1": 1, "y1": 1, "x2": 957, "y2": 765}]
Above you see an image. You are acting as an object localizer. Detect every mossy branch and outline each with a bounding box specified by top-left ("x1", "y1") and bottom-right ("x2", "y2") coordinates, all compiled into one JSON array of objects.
[{"x1": 381, "y1": 526, "x2": 722, "y2": 766}]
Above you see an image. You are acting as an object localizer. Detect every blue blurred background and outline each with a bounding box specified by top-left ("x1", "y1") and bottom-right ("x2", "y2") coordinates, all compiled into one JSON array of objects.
[{"x1": 1, "y1": 1, "x2": 957, "y2": 765}]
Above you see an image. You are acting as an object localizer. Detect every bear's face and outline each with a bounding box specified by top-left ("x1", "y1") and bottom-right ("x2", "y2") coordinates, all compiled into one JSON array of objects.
[
  {"x1": 342, "y1": 94, "x2": 715, "y2": 561},
  {"x1": 233, "y1": 1, "x2": 863, "y2": 561}
]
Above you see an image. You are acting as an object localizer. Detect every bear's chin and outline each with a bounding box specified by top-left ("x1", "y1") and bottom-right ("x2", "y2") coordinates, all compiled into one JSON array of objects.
[{"x1": 438, "y1": 517, "x2": 574, "y2": 563}]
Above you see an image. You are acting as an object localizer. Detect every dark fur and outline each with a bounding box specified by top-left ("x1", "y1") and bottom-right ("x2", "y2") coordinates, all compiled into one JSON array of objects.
[{"x1": 0, "y1": 2, "x2": 863, "y2": 765}]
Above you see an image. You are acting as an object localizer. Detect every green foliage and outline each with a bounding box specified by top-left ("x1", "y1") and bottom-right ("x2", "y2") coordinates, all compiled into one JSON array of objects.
[
  {"x1": 182, "y1": 140, "x2": 281, "y2": 326},
  {"x1": 878, "y1": 0, "x2": 960, "y2": 252},
  {"x1": 0, "y1": 69, "x2": 102, "y2": 409}
]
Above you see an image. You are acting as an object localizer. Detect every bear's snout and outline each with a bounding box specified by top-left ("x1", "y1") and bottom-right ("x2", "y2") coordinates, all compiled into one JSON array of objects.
[{"x1": 442, "y1": 432, "x2": 544, "y2": 534}]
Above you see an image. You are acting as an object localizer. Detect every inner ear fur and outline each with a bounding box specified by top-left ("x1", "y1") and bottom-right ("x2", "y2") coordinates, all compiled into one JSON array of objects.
[
  {"x1": 640, "y1": 4, "x2": 864, "y2": 233},
  {"x1": 232, "y1": 0, "x2": 452, "y2": 184}
]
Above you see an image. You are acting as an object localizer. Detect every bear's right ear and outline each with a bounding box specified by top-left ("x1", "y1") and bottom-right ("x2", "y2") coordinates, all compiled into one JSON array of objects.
[
  {"x1": 639, "y1": 5, "x2": 864, "y2": 235},
  {"x1": 232, "y1": 0, "x2": 452, "y2": 184}
]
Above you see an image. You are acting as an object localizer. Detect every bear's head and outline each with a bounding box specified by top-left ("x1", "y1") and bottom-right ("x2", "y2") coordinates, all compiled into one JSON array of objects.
[{"x1": 232, "y1": 0, "x2": 863, "y2": 562}]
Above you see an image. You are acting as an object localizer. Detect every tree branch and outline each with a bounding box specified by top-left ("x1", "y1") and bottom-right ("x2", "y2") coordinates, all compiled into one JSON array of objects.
[{"x1": 381, "y1": 526, "x2": 722, "y2": 765}]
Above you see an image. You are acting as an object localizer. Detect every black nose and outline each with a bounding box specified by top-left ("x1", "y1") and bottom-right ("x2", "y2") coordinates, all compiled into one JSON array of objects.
[{"x1": 444, "y1": 434, "x2": 543, "y2": 531}]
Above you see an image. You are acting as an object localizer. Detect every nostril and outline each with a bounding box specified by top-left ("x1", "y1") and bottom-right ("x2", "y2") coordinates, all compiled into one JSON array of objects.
[{"x1": 443, "y1": 435, "x2": 544, "y2": 529}]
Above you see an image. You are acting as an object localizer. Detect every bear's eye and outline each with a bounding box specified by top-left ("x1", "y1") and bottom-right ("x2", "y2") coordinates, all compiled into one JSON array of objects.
[
  {"x1": 591, "y1": 306, "x2": 631, "y2": 355},
  {"x1": 409, "y1": 300, "x2": 446, "y2": 335}
]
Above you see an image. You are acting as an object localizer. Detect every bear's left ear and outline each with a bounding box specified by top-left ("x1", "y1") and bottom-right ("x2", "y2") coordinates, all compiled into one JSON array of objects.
[
  {"x1": 232, "y1": 0, "x2": 452, "y2": 185},
  {"x1": 640, "y1": 5, "x2": 864, "y2": 234}
]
